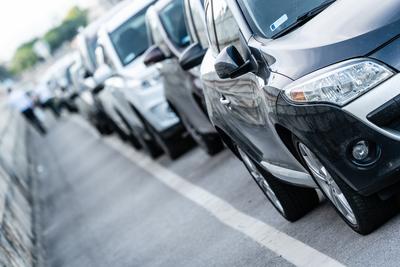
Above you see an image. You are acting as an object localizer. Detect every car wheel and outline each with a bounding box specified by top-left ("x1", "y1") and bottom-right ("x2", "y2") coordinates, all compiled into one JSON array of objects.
[
  {"x1": 237, "y1": 146, "x2": 319, "y2": 222},
  {"x1": 114, "y1": 110, "x2": 142, "y2": 150},
  {"x1": 135, "y1": 131, "x2": 163, "y2": 159},
  {"x1": 91, "y1": 110, "x2": 114, "y2": 135},
  {"x1": 294, "y1": 138, "x2": 397, "y2": 235},
  {"x1": 181, "y1": 115, "x2": 224, "y2": 156},
  {"x1": 152, "y1": 131, "x2": 184, "y2": 160},
  {"x1": 94, "y1": 121, "x2": 113, "y2": 135},
  {"x1": 142, "y1": 117, "x2": 193, "y2": 160}
]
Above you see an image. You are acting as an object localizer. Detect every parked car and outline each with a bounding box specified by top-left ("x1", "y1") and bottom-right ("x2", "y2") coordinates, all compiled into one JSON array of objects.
[
  {"x1": 74, "y1": 3, "x2": 132, "y2": 135},
  {"x1": 143, "y1": 0, "x2": 224, "y2": 155},
  {"x1": 95, "y1": 0, "x2": 190, "y2": 159},
  {"x1": 52, "y1": 54, "x2": 80, "y2": 113},
  {"x1": 196, "y1": 0, "x2": 400, "y2": 234}
]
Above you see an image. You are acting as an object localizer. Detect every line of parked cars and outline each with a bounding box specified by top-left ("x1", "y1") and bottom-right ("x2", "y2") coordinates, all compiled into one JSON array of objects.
[{"x1": 49, "y1": 0, "x2": 400, "y2": 235}]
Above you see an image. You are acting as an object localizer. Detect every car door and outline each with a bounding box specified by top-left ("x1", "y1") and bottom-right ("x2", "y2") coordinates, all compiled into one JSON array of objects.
[
  {"x1": 202, "y1": 0, "x2": 302, "y2": 169},
  {"x1": 148, "y1": 0, "x2": 211, "y2": 131},
  {"x1": 106, "y1": 76, "x2": 146, "y2": 133},
  {"x1": 147, "y1": 3, "x2": 186, "y2": 115}
]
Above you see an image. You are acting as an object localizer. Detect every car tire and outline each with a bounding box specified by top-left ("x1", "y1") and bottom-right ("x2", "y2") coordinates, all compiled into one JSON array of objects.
[
  {"x1": 152, "y1": 131, "x2": 187, "y2": 160},
  {"x1": 91, "y1": 110, "x2": 114, "y2": 136},
  {"x1": 293, "y1": 136, "x2": 398, "y2": 235},
  {"x1": 237, "y1": 146, "x2": 319, "y2": 222},
  {"x1": 136, "y1": 132, "x2": 164, "y2": 159},
  {"x1": 201, "y1": 134, "x2": 225, "y2": 156},
  {"x1": 148, "y1": 123, "x2": 193, "y2": 160},
  {"x1": 114, "y1": 109, "x2": 142, "y2": 150},
  {"x1": 94, "y1": 121, "x2": 114, "y2": 135},
  {"x1": 180, "y1": 114, "x2": 224, "y2": 156}
]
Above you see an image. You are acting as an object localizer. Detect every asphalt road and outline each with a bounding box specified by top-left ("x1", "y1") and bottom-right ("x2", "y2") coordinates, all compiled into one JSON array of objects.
[{"x1": 29, "y1": 114, "x2": 400, "y2": 267}]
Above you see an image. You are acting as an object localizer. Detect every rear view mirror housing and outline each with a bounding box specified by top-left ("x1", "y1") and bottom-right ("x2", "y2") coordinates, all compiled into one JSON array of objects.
[
  {"x1": 143, "y1": 45, "x2": 167, "y2": 66},
  {"x1": 179, "y1": 43, "x2": 206, "y2": 71},
  {"x1": 83, "y1": 77, "x2": 96, "y2": 90},
  {"x1": 90, "y1": 64, "x2": 113, "y2": 94},
  {"x1": 214, "y1": 45, "x2": 257, "y2": 79}
]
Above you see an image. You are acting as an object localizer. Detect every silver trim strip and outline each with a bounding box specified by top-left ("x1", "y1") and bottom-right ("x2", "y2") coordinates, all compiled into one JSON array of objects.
[
  {"x1": 260, "y1": 161, "x2": 317, "y2": 188},
  {"x1": 343, "y1": 74, "x2": 400, "y2": 141}
]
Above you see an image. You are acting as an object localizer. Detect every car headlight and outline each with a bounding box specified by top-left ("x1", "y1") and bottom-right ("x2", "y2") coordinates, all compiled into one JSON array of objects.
[
  {"x1": 141, "y1": 72, "x2": 162, "y2": 89},
  {"x1": 284, "y1": 59, "x2": 394, "y2": 106}
]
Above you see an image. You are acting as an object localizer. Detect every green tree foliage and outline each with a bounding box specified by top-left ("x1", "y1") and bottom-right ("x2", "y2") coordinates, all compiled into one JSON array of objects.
[
  {"x1": 10, "y1": 39, "x2": 39, "y2": 75},
  {"x1": 43, "y1": 7, "x2": 88, "y2": 52},
  {"x1": 10, "y1": 6, "x2": 88, "y2": 75}
]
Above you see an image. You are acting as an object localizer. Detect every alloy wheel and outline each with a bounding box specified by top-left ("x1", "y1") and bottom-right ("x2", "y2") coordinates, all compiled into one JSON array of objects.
[
  {"x1": 237, "y1": 147, "x2": 285, "y2": 214},
  {"x1": 298, "y1": 143, "x2": 357, "y2": 225}
]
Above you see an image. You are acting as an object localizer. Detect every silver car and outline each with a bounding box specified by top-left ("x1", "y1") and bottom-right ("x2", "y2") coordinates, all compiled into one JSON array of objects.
[
  {"x1": 95, "y1": 0, "x2": 190, "y2": 159},
  {"x1": 143, "y1": 0, "x2": 224, "y2": 156}
]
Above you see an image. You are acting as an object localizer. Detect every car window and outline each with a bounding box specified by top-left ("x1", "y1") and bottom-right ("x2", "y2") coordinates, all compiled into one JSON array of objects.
[
  {"x1": 109, "y1": 8, "x2": 150, "y2": 66},
  {"x1": 147, "y1": 8, "x2": 172, "y2": 57},
  {"x1": 238, "y1": 0, "x2": 329, "y2": 38},
  {"x1": 188, "y1": 0, "x2": 208, "y2": 48},
  {"x1": 184, "y1": 0, "x2": 197, "y2": 43},
  {"x1": 205, "y1": 0, "x2": 218, "y2": 55},
  {"x1": 147, "y1": 11, "x2": 165, "y2": 47},
  {"x1": 87, "y1": 36, "x2": 99, "y2": 69},
  {"x1": 159, "y1": 0, "x2": 190, "y2": 49},
  {"x1": 213, "y1": 0, "x2": 243, "y2": 54}
]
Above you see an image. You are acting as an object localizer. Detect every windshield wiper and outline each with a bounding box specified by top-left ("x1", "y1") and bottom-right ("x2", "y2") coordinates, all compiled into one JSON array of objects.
[{"x1": 271, "y1": 0, "x2": 336, "y2": 39}]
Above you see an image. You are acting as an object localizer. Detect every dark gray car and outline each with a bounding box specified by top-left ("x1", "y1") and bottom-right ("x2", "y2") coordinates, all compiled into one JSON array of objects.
[
  {"x1": 143, "y1": 0, "x2": 224, "y2": 155},
  {"x1": 197, "y1": 0, "x2": 400, "y2": 234}
]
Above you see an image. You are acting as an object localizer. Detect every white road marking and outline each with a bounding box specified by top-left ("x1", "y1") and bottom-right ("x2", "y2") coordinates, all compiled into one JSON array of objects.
[{"x1": 104, "y1": 137, "x2": 345, "y2": 267}]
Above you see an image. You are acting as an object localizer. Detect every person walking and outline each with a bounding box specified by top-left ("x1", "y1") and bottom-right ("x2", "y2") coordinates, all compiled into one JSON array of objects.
[
  {"x1": 7, "y1": 87, "x2": 47, "y2": 135},
  {"x1": 36, "y1": 82, "x2": 61, "y2": 119}
]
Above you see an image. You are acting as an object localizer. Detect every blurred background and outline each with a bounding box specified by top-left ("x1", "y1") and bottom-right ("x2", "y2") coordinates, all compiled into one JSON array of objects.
[{"x1": 0, "y1": 0, "x2": 122, "y2": 89}]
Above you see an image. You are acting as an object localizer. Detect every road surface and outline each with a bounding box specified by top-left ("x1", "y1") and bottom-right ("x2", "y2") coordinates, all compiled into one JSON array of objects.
[{"x1": 29, "y1": 115, "x2": 400, "y2": 267}]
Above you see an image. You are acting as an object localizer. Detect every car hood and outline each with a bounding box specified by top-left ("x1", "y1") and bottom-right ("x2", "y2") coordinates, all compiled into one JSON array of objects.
[
  {"x1": 259, "y1": 0, "x2": 400, "y2": 80},
  {"x1": 118, "y1": 54, "x2": 159, "y2": 80}
]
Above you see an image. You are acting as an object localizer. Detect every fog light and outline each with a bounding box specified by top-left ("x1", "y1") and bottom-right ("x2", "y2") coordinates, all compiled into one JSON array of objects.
[{"x1": 352, "y1": 141, "x2": 369, "y2": 161}]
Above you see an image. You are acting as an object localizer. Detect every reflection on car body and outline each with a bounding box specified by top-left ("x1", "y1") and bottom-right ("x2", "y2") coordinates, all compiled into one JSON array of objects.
[{"x1": 200, "y1": 0, "x2": 400, "y2": 234}]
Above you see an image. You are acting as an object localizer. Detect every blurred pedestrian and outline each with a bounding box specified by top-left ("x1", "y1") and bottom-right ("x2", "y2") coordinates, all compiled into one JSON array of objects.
[
  {"x1": 36, "y1": 82, "x2": 61, "y2": 119},
  {"x1": 7, "y1": 87, "x2": 47, "y2": 135}
]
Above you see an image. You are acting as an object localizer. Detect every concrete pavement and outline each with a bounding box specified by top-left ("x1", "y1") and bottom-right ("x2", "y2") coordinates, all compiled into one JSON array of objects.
[{"x1": 30, "y1": 115, "x2": 400, "y2": 267}]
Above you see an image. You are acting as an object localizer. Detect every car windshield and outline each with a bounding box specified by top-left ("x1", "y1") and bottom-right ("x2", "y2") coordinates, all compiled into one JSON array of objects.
[
  {"x1": 110, "y1": 8, "x2": 150, "y2": 66},
  {"x1": 159, "y1": 0, "x2": 190, "y2": 48},
  {"x1": 238, "y1": 0, "x2": 332, "y2": 38},
  {"x1": 87, "y1": 36, "x2": 98, "y2": 68}
]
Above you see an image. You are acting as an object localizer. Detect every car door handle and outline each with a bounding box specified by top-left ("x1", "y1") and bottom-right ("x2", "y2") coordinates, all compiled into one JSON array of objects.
[{"x1": 219, "y1": 97, "x2": 231, "y2": 106}]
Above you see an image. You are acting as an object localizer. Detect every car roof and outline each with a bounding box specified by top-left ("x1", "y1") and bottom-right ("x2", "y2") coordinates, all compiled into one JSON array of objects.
[
  {"x1": 81, "y1": 0, "x2": 135, "y2": 38},
  {"x1": 152, "y1": 0, "x2": 174, "y2": 13},
  {"x1": 102, "y1": 0, "x2": 156, "y2": 33}
]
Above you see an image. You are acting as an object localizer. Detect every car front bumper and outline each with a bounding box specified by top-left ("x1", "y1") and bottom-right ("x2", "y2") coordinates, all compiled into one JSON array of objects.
[{"x1": 276, "y1": 73, "x2": 400, "y2": 196}]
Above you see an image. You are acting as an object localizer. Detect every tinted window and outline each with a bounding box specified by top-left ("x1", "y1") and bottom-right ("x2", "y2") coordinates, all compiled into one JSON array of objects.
[
  {"x1": 238, "y1": 0, "x2": 329, "y2": 38},
  {"x1": 188, "y1": 0, "x2": 208, "y2": 49},
  {"x1": 87, "y1": 36, "x2": 98, "y2": 69},
  {"x1": 159, "y1": 0, "x2": 190, "y2": 48},
  {"x1": 110, "y1": 8, "x2": 149, "y2": 66},
  {"x1": 213, "y1": 0, "x2": 242, "y2": 51},
  {"x1": 205, "y1": 0, "x2": 218, "y2": 55}
]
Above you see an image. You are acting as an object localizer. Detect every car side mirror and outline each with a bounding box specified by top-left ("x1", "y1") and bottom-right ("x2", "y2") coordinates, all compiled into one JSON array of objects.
[
  {"x1": 91, "y1": 64, "x2": 113, "y2": 93},
  {"x1": 83, "y1": 70, "x2": 92, "y2": 78},
  {"x1": 95, "y1": 46, "x2": 106, "y2": 66},
  {"x1": 83, "y1": 77, "x2": 96, "y2": 90},
  {"x1": 143, "y1": 45, "x2": 167, "y2": 66},
  {"x1": 215, "y1": 45, "x2": 256, "y2": 79},
  {"x1": 179, "y1": 43, "x2": 206, "y2": 71}
]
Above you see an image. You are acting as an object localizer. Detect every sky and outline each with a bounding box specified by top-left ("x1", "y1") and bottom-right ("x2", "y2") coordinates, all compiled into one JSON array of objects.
[{"x1": 0, "y1": 0, "x2": 98, "y2": 62}]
